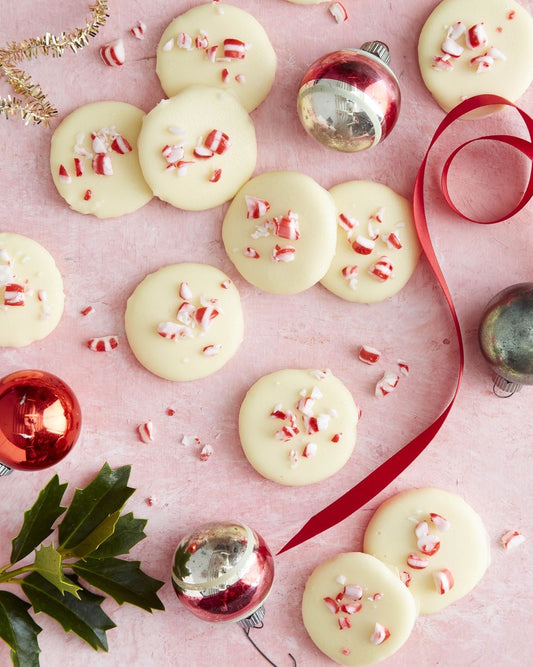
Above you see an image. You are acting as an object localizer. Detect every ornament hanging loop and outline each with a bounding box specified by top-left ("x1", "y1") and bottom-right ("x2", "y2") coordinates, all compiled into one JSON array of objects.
[{"x1": 239, "y1": 608, "x2": 297, "y2": 667}]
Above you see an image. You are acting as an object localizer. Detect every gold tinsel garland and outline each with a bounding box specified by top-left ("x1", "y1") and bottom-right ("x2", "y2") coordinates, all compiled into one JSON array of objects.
[{"x1": 0, "y1": 0, "x2": 109, "y2": 125}]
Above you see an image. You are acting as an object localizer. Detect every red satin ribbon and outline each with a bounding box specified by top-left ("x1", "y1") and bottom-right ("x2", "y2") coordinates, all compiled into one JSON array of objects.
[{"x1": 278, "y1": 94, "x2": 533, "y2": 555}]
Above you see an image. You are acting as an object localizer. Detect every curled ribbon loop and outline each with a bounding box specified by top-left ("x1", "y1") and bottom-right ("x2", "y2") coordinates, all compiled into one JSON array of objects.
[{"x1": 278, "y1": 94, "x2": 533, "y2": 555}]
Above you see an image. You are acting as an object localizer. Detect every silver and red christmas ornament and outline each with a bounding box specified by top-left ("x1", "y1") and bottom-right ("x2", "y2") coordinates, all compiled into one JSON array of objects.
[
  {"x1": 478, "y1": 283, "x2": 533, "y2": 397},
  {"x1": 0, "y1": 370, "x2": 82, "y2": 476},
  {"x1": 297, "y1": 41, "x2": 401, "y2": 152},
  {"x1": 171, "y1": 521, "x2": 294, "y2": 664}
]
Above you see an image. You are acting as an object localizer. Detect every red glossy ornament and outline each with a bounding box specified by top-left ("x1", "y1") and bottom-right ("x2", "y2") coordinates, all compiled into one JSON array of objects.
[
  {"x1": 0, "y1": 370, "x2": 81, "y2": 474},
  {"x1": 297, "y1": 41, "x2": 401, "y2": 152}
]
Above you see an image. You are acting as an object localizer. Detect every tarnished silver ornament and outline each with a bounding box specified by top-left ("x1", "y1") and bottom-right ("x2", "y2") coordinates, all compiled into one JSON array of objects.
[
  {"x1": 478, "y1": 282, "x2": 533, "y2": 397},
  {"x1": 297, "y1": 41, "x2": 401, "y2": 152}
]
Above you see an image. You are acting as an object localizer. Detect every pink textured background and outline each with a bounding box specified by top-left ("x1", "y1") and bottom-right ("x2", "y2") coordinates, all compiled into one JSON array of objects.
[{"x1": 1, "y1": 1, "x2": 532, "y2": 665}]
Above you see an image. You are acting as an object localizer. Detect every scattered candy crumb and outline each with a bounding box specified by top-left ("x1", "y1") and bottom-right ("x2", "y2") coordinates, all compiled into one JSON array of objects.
[
  {"x1": 137, "y1": 420, "x2": 154, "y2": 443},
  {"x1": 329, "y1": 2, "x2": 348, "y2": 23},
  {"x1": 500, "y1": 530, "x2": 525, "y2": 551},
  {"x1": 80, "y1": 305, "x2": 94, "y2": 316},
  {"x1": 199, "y1": 444, "x2": 214, "y2": 461},
  {"x1": 100, "y1": 38, "x2": 126, "y2": 67},
  {"x1": 87, "y1": 335, "x2": 119, "y2": 352}
]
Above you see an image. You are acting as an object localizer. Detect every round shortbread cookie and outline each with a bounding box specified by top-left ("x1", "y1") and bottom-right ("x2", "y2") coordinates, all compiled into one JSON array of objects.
[
  {"x1": 320, "y1": 181, "x2": 420, "y2": 303},
  {"x1": 125, "y1": 263, "x2": 243, "y2": 382},
  {"x1": 363, "y1": 488, "x2": 491, "y2": 615},
  {"x1": 418, "y1": 0, "x2": 533, "y2": 114},
  {"x1": 50, "y1": 101, "x2": 153, "y2": 219},
  {"x1": 156, "y1": 3, "x2": 276, "y2": 113},
  {"x1": 137, "y1": 85, "x2": 256, "y2": 211},
  {"x1": 302, "y1": 552, "x2": 417, "y2": 666},
  {"x1": 239, "y1": 368, "x2": 358, "y2": 485},
  {"x1": 0, "y1": 232, "x2": 64, "y2": 347},
  {"x1": 222, "y1": 171, "x2": 337, "y2": 294}
]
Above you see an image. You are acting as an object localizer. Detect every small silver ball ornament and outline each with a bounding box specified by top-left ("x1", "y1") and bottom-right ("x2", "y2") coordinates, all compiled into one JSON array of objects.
[
  {"x1": 478, "y1": 282, "x2": 533, "y2": 396},
  {"x1": 297, "y1": 41, "x2": 401, "y2": 152}
]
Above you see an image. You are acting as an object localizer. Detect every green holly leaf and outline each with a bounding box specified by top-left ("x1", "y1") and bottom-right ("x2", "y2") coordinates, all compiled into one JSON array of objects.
[
  {"x1": 72, "y1": 557, "x2": 165, "y2": 613},
  {"x1": 0, "y1": 590, "x2": 42, "y2": 667},
  {"x1": 11, "y1": 475, "x2": 67, "y2": 564},
  {"x1": 33, "y1": 545, "x2": 81, "y2": 598},
  {"x1": 90, "y1": 512, "x2": 147, "y2": 559},
  {"x1": 21, "y1": 572, "x2": 115, "y2": 651},
  {"x1": 59, "y1": 511, "x2": 121, "y2": 560},
  {"x1": 57, "y1": 463, "x2": 134, "y2": 552}
]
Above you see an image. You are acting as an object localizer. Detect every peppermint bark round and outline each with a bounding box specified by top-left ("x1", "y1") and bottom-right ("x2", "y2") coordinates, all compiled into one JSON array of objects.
[
  {"x1": 125, "y1": 263, "x2": 243, "y2": 381},
  {"x1": 156, "y1": 3, "x2": 276, "y2": 113},
  {"x1": 138, "y1": 85, "x2": 256, "y2": 211},
  {"x1": 239, "y1": 368, "x2": 358, "y2": 485},
  {"x1": 0, "y1": 233, "x2": 64, "y2": 347},
  {"x1": 363, "y1": 487, "x2": 491, "y2": 614},
  {"x1": 222, "y1": 171, "x2": 337, "y2": 294},
  {"x1": 302, "y1": 552, "x2": 417, "y2": 665},
  {"x1": 50, "y1": 101, "x2": 152, "y2": 218},
  {"x1": 418, "y1": 0, "x2": 533, "y2": 114},
  {"x1": 321, "y1": 180, "x2": 420, "y2": 303}
]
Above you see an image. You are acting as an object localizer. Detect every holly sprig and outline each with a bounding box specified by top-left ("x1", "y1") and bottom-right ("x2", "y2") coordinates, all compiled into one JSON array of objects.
[{"x1": 0, "y1": 463, "x2": 165, "y2": 666}]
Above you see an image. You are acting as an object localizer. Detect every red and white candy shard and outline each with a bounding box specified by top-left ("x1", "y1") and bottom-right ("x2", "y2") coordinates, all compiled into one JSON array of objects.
[
  {"x1": 202, "y1": 343, "x2": 222, "y2": 357},
  {"x1": 302, "y1": 442, "x2": 318, "y2": 458},
  {"x1": 59, "y1": 165, "x2": 71, "y2": 184},
  {"x1": 92, "y1": 153, "x2": 113, "y2": 176},
  {"x1": 441, "y1": 36, "x2": 463, "y2": 58},
  {"x1": 465, "y1": 23, "x2": 488, "y2": 49},
  {"x1": 245, "y1": 195, "x2": 270, "y2": 218},
  {"x1": 288, "y1": 449, "x2": 299, "y2": 468},
  {"x1": 329, "y1": 2, "x2": 348, "y2": 24},
  {"x1": 415, "y1": 520, "x2": 429, "y2": 539},
  {"x1": 209, "y1": 168, "x2": 222, "y2": 183},
  {"x1": 204, "y1": 129, "x2": 230, "y2": 154},
  {"x1": 341, "y1": 602, "x2": 362, "y2": 614},
  {"x1": 272, "y1": 244, "x2": 296, "y2": 263},
  {"x1": 162, "y1": 144, "x2": 185, "y2": 163},
  {"x1": 177, "y1": 32, "x2": 193, "y2": 50},
  {"x1": 157, "y1": 321, "x2": 192, "y2": 339},
  {"x1": 137, "y1": 420, "x2": 154, "y2": 443},
  {"x1": 352, "y1": 235, "x2": 375, "y2": 255},
  {"x1": 432, "y1": 54, "x2": 454, "y2": 71},
  {"x1": 430, "y1": 512, "x2": 450, "y2": 531},
  {"x1": 448, "y1": 21, "x2": 466, "y2": 40},
  {"x1": 323, "y1": 596, "x2": 340, "y2": 615},
  {"x1": 195, "y1": 305, "x2": 219, "y2": 331},
  {"x1": 383, "y1": 231, "x2": 402, "y2": 249},
  {"x1": 196, "y1": 33, "x2": 209, "y2": 49},
  {"x1": 74, "y1": 158, "x2": 84, "y2": 177},
  {"x1": 177, "y1": 301, "x2": 195, "y2": 325},
  {"x1": 130, "y1": 21, "x2": 147, "y2": 40},
  {"x1": 359, "y1": 344, "x2": 381, "y2": 365},
  {"x1": 244, "y1": 246, "x2": 260, "y2": 259},
  {"x1": 111, "y1": 135, "x2": 132, "y2": 154},
  {"x1": 179, "y1": 281, "x2": 193, "y2": 300},
  {"x1": 369, "y1": 256, "x2": 393, "y2": 282},
  {"x1": 193, "y1": 145, "x2": 214, "y2": 159},
  {"x1": 500, "y1": 530, "x2": 525, "y2": 550},
  {"x1": 407, "y1": 553, "x2": 429, "y2": 569},
  {"x1": 370, "y1": 622, "x2": 390, "y2": 645},
  {"x1": 433, "y1": 568, "x2": 454, "y2": 595},
  {"x1": 344, "y1": 584, "x2": 363, "y2": 600},
  {"x1": 223, "y1": 38, "x2": 247, "y2": 59},
  {"x1": 81, "y1": 305, "x2": 94, "y2": 316},
  {"x1": 100, "y1": 38, "x2": 126, "y2": 67},
  {"x1": 470, "y1": 55, "x2": 493, "y2": 73},
  {"x1": 397, "y1": 359, "x2": 409, "y2": 376},
  {"x1": 400, "y1": 571, "x2": 412, "y2": 587},
  {"x1": 3, "y1": 283, "x2": 25, "y2": 306},
  {"x1": 375, "y1": 371, "x2": 400, "y2": 397},
  {"x1": 338, "y1": 617, "x2": 351, "y2": 630},
  {"x1": 417, "y1": 533, "x2": 441, "y2": 556},
  {"x1": 273, "y1": 211, "x2": 300, "y2": 240},
  {"x1": 199, "y1": 444, "x2": 214, "y2": 461},
  {"x1": 87, "y1": 335, "x2": 119, "y2": 352},
  {"x1": 338, "y1": 212, "x2": 358, "y2": 235}
]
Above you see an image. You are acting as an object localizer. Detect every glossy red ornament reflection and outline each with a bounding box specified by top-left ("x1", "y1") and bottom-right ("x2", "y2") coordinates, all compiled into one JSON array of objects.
[
  {"x1": 171, "y1": 521, "x2": 274, "y2": 624},
  {"x1": 297, "y1": 41, "x2": 401, "y2": 152},
  {"x1": 0, "y1": 370, "x2": 81, "y2": 473}
]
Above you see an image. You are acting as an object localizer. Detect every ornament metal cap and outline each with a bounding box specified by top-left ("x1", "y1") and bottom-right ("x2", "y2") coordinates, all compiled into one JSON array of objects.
[
  {"x1": 360, "y1": 40, "x2": 391, "y2": 65},
  {"x1": 491, "y1": 373, "x2": 523, "y2": 398},
  {"x1": 0, "y1": 462, "x2": 13, "y2": 476}
]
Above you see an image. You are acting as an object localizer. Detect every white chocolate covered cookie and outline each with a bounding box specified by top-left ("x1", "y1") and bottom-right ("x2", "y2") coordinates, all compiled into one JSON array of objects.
[
  {"x1": 156, "y1": 3, "x2": 276, "y2": 113},
  {"x1": 320, "y1": 181, "x2": 420, "y2": 303},
  {"x1": 222, "y1": 171, "x2": 337, "y2": 294},
  {"x1": 239, "y1": 369, "x2": 358, "y2": 485},
  {"x1": 302, "y1": 552, "x2": 417, "y2": 666},
  {"x1": 50, "y1": 101, "x2": 153, "y2": 219},
  {"x1": 0, "y1": 232, "x2": 64, "y2": 347},
  {"x1": 418, "y1": 0, "x2": 533, "y2": 113},
  {"x1": 137, "y1": 86, "x2": 256, "y2": 211},
  {"x1": 363, "y1": 488, "x2": 491, "y2": 615},
  {"x1": 125, "y1": 263, "x2": 243, "y2": 381}
]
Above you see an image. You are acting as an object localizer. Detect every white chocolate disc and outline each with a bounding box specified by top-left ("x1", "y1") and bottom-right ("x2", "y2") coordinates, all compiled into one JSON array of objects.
[
  {"x1": 302, "y1": 552, "x2": 417, "y2": 666},
  {"x1": 418, "y1": 0, "x2": 533, "y2": 114},
  {"x1": 239, "y1": 368, "x2": 358, "y2": 485},
  {"x1": 125, "y1": 263, "x2": 243, "y2": 381},
  {"x1": 222, "y1": 171, "x2": 337, "y2": 294},
  {"x1": 0, "y1": 232, "x2": 64, "y2": 347},
  {"x1": 50, "y1": 101, "x2": 153, "y2": 219},
  {"x1": 320, "y1": 181, "x2": 420, "y2": 303},
  {"x1": 363, "y1": 488, "x2": 491, "y2": 615},
  {"x1": 156, "y1": 3, "x2": 276, "y2": 113},
  {"x1": 137, "y1": 86, "x2": 256, "y2": 211}
]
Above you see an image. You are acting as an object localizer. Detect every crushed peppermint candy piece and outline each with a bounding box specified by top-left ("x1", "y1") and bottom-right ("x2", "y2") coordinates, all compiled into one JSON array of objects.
[
  {"x1": 3, "y1": 284, "x2": 25, "y2": 306},
  {"x1": 430, "y1": 512, "x2": 450, "y2": 531},
  {"x1": 130, "y1": 21, "x2": 147, "y2": 40},
  {"x1": 302, "y1": 442, "x2": 318, "y2": 458},
  {"x1": 500, "y1": 530, "x2": 525, "y2": 550},
  {"x1": 273, "y1": 211, "x2": 300, "y2": 240},
  {"x1": 80, "y1": 305, "x2": 94, "y2": 316},
  {"x1": 397, "y1": 359, "x2": 409, "y2": 376},
  {"x1": 100, "y1": 38, "x2": 126, "y2": 67},
  {"x1": 199, "y1": 444, "x2": 214, "y2": 461},
  {"x1": 375, "y1": 371, "x2": 400, "y2": 397},
  {"x1": 359, "y1": 344, "x2": 381, "y2": 365},
  {"x1": 400, "y1": 571, "x2": 412, "y2": 587},
  {"x1": 465, "y1": 23, "x2": 488, "y2": 50},
  {"x1": 441, "y1": 36, "x2": 463, "y2": 58},
  {"x1": 244, "y1": 246, "x2": 260, "y2": 259},
  {"x1": 370, "y1": 622, "x2": 390, "y2": 645},
  {"x1": 203, "y1": 343, "x2": 222, "y2": 356},
  {"x1": 157, "y1": 322, "x2": 192, "y2": 339},
  {"x1": 432, "y1": 54, "x2": 454, "y2": 71},
  {"x1": 433, "y1": 568, "x2": 454, "y2": 595},
  {"x1": 338, "y1": 616, "x2": 351, "y2": 630},
  {"x1": 87, "y1": 335, "x2": 119, "y2": 352},
  {"x1": 272, "y1": 244, "x2": 296, "y2": 263},
  {"x1": 137, "y1": 420, "x2": 154, "y2": 443},
  {"x1": 209, "y1": 168, "x2": 222, "y2": 183},
  {"x1": 111, "y1": 135, "x2": 132, "y2": 154},
  {"x1": 162, "y1": 144, "x2": 185, "y2": 163},
  {"x1": 92, "y1": 153, "x2": 113, "y2": 176},
  {"x1": 245, "y1": 195, "x2": 270, "y2": 218},
  {"x1": 177, "y1": 32, "x2": 193, "y2": 50},
  {"x1": 179, "y1": 281, "x2": 193, "y2": 300},
  {"x1": 58, "y1": 165, "x2": 71, "y2": 183},
  {"x1": 329, "y1": 2, "x2": 348, "y2": 23},
  {"x1": 417, "y1": 533, "x2": 441, "y2": 556},
  {"x1": 407, "y1": 553, "x2": 429, "y2": 569},
  {"x1": 338, "y1": 213, "x2": 358, "y2": 235},
  {"x1": 223, "y1": 38, "x2": 247, "y2": 59},
  {"x1": 352, "y1": 235, "x2": 375, "y2": 255},
  {"x1": 204, "y1": 129, "x2": 230, "y2": 154},
  {"x1": 181, "y1": 435, "x2": 201, "y2": 447},
  {"x1": 368, "y1": 256, "x2": 393, "y2": 282}
]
